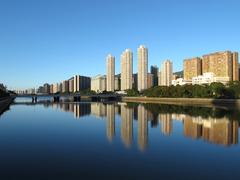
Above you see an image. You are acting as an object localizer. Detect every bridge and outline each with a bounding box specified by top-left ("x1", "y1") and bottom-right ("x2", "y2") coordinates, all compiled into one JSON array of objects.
[{"x1": 16, "y1": 93, "x2": 122, "y2": 102}]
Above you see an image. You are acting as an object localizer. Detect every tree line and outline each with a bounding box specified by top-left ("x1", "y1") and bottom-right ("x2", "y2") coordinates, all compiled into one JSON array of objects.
[{"x1": 126, "y1": 81, "x2": 240, "y2": 99}]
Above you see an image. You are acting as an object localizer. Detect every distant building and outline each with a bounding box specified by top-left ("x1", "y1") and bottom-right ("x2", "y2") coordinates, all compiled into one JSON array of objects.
[
  {"x1": 106, "y1": 54, "x2": 115, "y2": 92},
  {"x1": 159, "y1": 60, "x2": 173, "y2": 86},
  {"x1": 133, "y1": 74, "x2": 138, "y2": 90},
  {"x1": 121, "y1": 49, "x2": 133, "y2": 90},
  {"x1": 115, "y1": 75, "x2": 121, "y2": 91},
  {"x1": 50, "y1": 84, "x2": 54, "y2": 94},
  {"x1": 73, "y1": 75, "x2": 91, "y2": 92},
  {"x1": 53, "y1": 83, "x2": 59, "y2": 94},
  {"x1": 43, "y1": 83, "x2": 50, "y2": 94},
  {"x1": 138, "y1": 45, "x2": 148, "y2": 91},
  {"x1": 37, "y1": 86, "x2": 44, "y2": 94},
  {"x1": 91, "y1": 75, "x2": 106, "y2": 93},
  {"x1": 150, "y1": 65, "x2": 159, "y2": 86},
  {"x1": 184, "y1": 57, "x2": 202, "y2": 81},
  {"x1": 147, "y1": 73, "x2": 153, "y2": 89},
  {"x1": 62, "y1": 80, "x2": 69, "y2": 93},
  {"x1": 69, "y1": 77, "x2": 74, "y2": 93},
  {"x1": 0, "y1": 84, "x2": 7, "y2": 92}
]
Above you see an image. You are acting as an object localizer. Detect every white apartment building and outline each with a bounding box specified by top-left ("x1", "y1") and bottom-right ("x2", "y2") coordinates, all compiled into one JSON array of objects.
[
  {"x1": 91, "y1": 75, "x2": 106, "y2": 93},
  {"x1": 192, "y1": 72, "x2": 230, "y2": 85}
]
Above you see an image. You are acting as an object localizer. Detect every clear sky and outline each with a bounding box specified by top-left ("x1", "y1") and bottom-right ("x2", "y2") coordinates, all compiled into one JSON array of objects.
[{"x1": 0, "y1": 0, "x2": 240, "y2": 89}]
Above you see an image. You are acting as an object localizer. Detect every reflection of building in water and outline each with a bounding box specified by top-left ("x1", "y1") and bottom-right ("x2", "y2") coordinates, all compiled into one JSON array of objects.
[
  {"x1": 184, "y1": 116, "x2": 202, "y2": 139},
  {"x1": 172, "y1": 113, "x2": 185, "y2": 122},
  {"x1": 138, "y1": 105, "x2": 148, "y2": 151},
  {"x1": 115, "y1": 105, "x2": 121, "y2": 115},
  {"x1": 121, "y1": 105, "x2": 133, "y2": 148},
  {"x1": 72, "y1": 103, "x2": 91, "y2": 119},
  {"x1": 62, "y1": 103, "x2": 70, "y2": 112},
  {"x1": 50, "y1": 103, "x2": 91, "y2": 119},
  {"x1": 159, "y1": 114, "x2": 173, "y2": 136},
  {"x1": 106, "y1": 104, "x2": 115, "y2": 142},
  {"x1": 91, "y1": 103, "x2": 106, "y2": 118},
  {"x1": 184, "y1": 116, "x2": 238, "y2": 146}
]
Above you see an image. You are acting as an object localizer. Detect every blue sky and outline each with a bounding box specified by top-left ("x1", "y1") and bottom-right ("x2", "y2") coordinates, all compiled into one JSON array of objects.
[{"x1": 0, "y1": 0, "x2": 240, "y2": 89}]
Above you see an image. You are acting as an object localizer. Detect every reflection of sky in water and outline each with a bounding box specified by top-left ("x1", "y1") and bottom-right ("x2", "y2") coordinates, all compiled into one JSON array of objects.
[{"x1": 0, "y1": 99, "x2": 239, "y2": 179}]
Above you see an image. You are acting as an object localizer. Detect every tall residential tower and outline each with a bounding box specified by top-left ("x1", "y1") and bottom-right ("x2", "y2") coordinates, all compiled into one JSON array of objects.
[
  {"x1": 121, "y1": 49, "x2": 133, "y2": 91},
  {"x1": 138, "y1": 45, "x2": 148, "y2": 91},
  {"x1": 106, "y1": 54, "x2": 115, "y2": 92},
  {"x1": 159, "y1": 60, "x2": 173, "y2": 86}
]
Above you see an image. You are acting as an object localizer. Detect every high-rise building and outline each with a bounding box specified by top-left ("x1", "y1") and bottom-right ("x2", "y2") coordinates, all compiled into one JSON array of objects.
[
  {"x1": 150, "y1": 65, "x2": 159, "y2": 86},
  {"x1": 138, "y1": 45, "x2": 148, "y2": 91},
  {"x1": 202, "y1": 51, "x2": 234, "y2": 81},
  {"x1": 62, "y1": 80, "x2": 69, "y2": 93},
  {"x1": 233, "y1": 52, "x2": 239, "y2": 81},
  {"x1": 73, "y1": 75, "x2": 91, "y2": 92},
  {"x1": 68, "y1": 77, "x2": 74, "y2": 93},
  {"x1": 159, "y1": 60, "x2": 173, "y2": 86},
  {"x1": 106, "y1": 54, "x2": 115, "y2": 92},
  {"x1": 121, "y1": 49, "x2": 133, "y2": 91},
  {"x1": 147, "y1": 73, "x2": 153, "y2": 89},
  {"x1": 184, "y1": 57, "x2": 202, "y2": 81},
  {"x1": 91, "y1": 75, "x2": 106, "y2": 92}
]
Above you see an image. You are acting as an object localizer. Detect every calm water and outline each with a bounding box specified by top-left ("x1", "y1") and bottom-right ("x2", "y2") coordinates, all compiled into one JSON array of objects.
[{"x1": 0, "y1": 97, "x2": 240, "y2": 180}]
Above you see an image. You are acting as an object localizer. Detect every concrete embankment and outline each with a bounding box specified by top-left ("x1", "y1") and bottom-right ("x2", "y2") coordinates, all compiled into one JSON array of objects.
[
  {"x1": 0, "y1": 96, "x2": 15, "y2": 115},
  {"x1": 122, "y1": 97, "x2": 240, "y2": 108}
]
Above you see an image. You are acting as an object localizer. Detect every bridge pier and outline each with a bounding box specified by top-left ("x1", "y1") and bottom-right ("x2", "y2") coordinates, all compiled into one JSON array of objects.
[
  {"x1": 32, "y1": 96, "x2": 37, "y2": 103},
  {"x1": 74, "y1": 96, "x2": 81, "y2": 102},
  {"x1": 53, "y1": 96, "x2": 60, "y2": 102}
]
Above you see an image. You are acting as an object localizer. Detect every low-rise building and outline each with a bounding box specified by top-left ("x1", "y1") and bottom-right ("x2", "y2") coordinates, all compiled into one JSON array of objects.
[
  {"x1": 172, "y1": 78, "x2": 192, "y2": 86},
  {"x1": 192, "y1": 72, "x2": 230, "y2": 85}
]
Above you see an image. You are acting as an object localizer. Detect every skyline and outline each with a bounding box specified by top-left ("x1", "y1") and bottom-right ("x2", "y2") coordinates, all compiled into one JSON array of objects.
[{"x1": 1, "y1": 0, "x2": 240, "y2": 89}]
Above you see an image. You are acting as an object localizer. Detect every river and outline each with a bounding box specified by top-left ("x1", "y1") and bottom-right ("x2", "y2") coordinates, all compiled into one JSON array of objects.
[{"x1": 0, "y1": 97, "x2": 239, "y2": 179}]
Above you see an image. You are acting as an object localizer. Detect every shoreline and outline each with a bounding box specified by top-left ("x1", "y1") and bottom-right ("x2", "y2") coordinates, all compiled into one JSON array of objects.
[
  {"x1": 122, "y1": 96, "x2": 240, "y2": 108},
  {"x1": 0, "y1": 96, "x2": 15, "y2": 116}
]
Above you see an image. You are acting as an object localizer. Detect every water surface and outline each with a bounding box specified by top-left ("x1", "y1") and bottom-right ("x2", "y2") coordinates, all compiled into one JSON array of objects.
[{"x1": 0, "y1": 97, "x2": 239, "y2": 179}]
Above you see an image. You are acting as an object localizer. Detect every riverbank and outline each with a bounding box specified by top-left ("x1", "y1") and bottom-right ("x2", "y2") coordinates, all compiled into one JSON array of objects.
[
  {"x1": 122, "y1": 96, "x2": 240, "y2": 108},
  {"x1": 0, "y1": 96, "x2": 15, "y2": 116}
]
